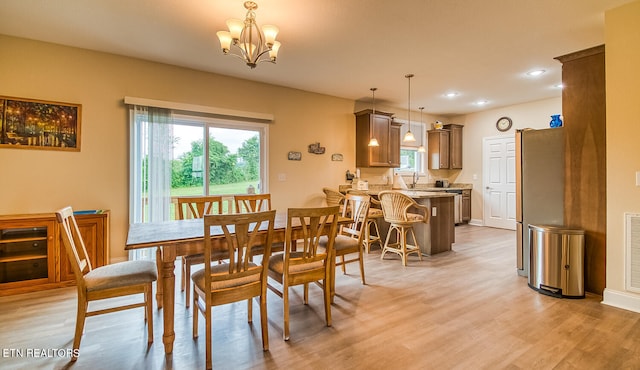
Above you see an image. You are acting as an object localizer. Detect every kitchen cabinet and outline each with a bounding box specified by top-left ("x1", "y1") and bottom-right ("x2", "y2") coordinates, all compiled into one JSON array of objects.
[
  {"x1": 555, "y1": 45, "x2": 606, "y2": 295},
  {"x1": 355, "y1": 110, "x2": 401, "y2": 167},
  {"x1": 427, "y1": 129, "x2": 450, "y2": 169},
  {"x1": 427, "y1": 124, "x2": 464, "y2": 170},
  {"x1": 461, "y1": 189, "x2": 471, "y2": 223},
  {"x1": 444, "y1": 124, "x2": 463, "y2": 169},
  {"x1": 0, "y1": 211, "x2": 109, "y2": 296}
]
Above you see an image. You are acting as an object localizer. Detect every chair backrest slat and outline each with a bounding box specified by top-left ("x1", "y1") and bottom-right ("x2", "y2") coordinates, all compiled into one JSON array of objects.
[
  {"x1": 341, "y1": 194, "x2": 370, "y2": 240},
  {"x1": 284, "y1": 206, "x2": 339, "y2": 268},
  {"x1": 177, "y1": 195, "x2": 224, "y2": 220},
  {"x1": 234, "y1": 194, "x2": 272, "y2": 213},
  {"x1": 55, "y1": 207, "x2": 93, "y2": 287},
  {"x1": 203, "y1": 210, "x2": 276, "y2": 285}
]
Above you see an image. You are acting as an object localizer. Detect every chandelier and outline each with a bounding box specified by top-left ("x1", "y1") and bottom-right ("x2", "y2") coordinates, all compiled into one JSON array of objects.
[{"x1": 216, "y1": 1, "x2": 281, "y2": 69}]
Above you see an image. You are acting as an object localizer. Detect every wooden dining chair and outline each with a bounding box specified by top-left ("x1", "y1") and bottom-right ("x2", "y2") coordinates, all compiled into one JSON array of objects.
[
  {"x1": 347, "y1": 189, "x2": 384, "y2": 253},
  {"x1": 55, "y1": 206, "x2": 157, "y2": 361},
  {"x1": 192, "y1": 210, "x2": 276, "y2": 370},
  {"x1": 378, "y1": 191, "x2": 430, "y2": 266},
  {"x1": 234, "y1": 193, "x2": 271, "y2": 213},
  {"x1": 267, "y1": 206, "x2": 339, "y2": 341},
  {"x1": 319, "y1": 194, "x2": 370, "y2": 302},
  {"x1": 175, "y1": 195, "x2": 225, "y2": 308}
]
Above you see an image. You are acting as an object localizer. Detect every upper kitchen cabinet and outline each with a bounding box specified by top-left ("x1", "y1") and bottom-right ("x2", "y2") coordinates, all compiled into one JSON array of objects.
[
  {"x1": 427, "y1": 129, "x2": 450, "y2": 169},
  {"x1": 427, "y1": 124, "x2": 463, "y2": 170},
  {"x1": 355, "y1": 110, "x2": 401, "y2": 167}
]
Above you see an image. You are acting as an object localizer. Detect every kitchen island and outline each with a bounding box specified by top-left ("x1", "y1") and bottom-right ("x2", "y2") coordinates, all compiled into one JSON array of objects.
[{"x1": 370, "y1": 190, "x2": 456, "y2": 256}]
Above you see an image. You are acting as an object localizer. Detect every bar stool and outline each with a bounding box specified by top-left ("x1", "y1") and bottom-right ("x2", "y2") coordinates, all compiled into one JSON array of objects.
[
  {"x1": 347, "y1": 189, "x2": 383, "y2": 253},
  {"x1": 378, "y1": 191, "x2": 430, "y2": 266}
]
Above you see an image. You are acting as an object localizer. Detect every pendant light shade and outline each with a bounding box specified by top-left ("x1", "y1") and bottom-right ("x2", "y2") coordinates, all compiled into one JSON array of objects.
[
  {"x1": 417, "y1": 106, "x2": 426, "y2": 152},
  {"x1": 368, "y1": 87, "x2": 380, "y2": 147},
  {"x1": 403, "y1": 74, "x2": 416, "y2": 142}
]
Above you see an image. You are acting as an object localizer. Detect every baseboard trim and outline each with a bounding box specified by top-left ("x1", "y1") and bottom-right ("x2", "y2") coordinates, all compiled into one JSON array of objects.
[
  {"x1": 469, "y1": 219, "x2": 483, "y2": 226},
  {"x1": 602, "y1": 288, "x2": 640, "y2": 313}
]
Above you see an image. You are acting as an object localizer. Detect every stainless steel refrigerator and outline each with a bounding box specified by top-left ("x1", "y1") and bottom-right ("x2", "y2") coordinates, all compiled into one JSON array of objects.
[{"x1": 515, "y1": 127, "x2": 565, "y2": 277}]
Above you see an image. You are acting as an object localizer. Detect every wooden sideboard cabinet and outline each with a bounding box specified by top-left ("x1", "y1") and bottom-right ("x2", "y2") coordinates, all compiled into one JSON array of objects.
[
  {"x1": 0, "y1": 211, "x2": 109, "y2": 296},
  {"x1": 355, "y1": 110, "x2": 401, "y2": 167}
]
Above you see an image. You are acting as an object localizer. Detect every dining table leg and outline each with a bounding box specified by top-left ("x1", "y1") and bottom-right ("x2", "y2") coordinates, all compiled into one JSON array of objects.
[{"x1": 161, "y1": 245, "x2": 177, "y2": 354}]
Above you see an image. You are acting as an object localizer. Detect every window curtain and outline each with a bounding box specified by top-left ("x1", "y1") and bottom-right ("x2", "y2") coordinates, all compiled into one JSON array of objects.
[{"x1": 129, "y1": 105, "x2": 173, "y2": 260}]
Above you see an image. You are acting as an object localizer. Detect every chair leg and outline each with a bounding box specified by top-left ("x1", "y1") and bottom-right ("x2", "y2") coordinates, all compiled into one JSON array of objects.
[
  {"x1": 145, "y1": 284, "x2": 154, "y2": 344},
  {"x1": 340, "y1": 256, "x2": 346, "y2": 274},
  {"x1": 358, "y1": 247, "x2": 366, "y2": 285},
  {"x1": 185, "y1": 261, "x2": 191, "y2": 308},
  {"x1": 205, "y1": 305, "x2": 212, "y2": 370},
  {"x1": 247, "y1": 298, "x2": 253, "y2": 323},
  {"x1": 193, "y1": 292, "x2": 199, "y2": 339},
  {"x1": 303, "y1": 283, "x2": 309, "y2": 305},
  {"x1": 323, "y1": 274, "x2": 332, "y2": 327},
  {"x1": 72, "y1": 297, "x2": 87, "y2": 361},
  {"x1": 260, "y1": 292, "x2": 269, "y2": 351},
  {"x1": 181, "y1": 258, "x2": 186, "y2": 292},
  {"x1": 380, "y1": 225, "x2": 394, "y2": 260},
  {"x1": 283, "y1": 283, "x2": 290, "y2": 341},
  {"x1": 408, "y1": 227, "x2": 423, "y2": 261},
  {"x1": 155, "y1": 247, "x2": 163, "y2": 308},
  {"x1": 402, "y1": 226, "x2": 412, "y2": 266}
]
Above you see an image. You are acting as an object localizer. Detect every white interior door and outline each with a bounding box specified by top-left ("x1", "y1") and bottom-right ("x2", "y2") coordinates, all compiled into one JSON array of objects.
[{"x1": 483, "y1": 136, "x2": 516, "y2": 229}]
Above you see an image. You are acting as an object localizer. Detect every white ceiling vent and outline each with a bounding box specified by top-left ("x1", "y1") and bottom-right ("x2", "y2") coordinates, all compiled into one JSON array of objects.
[{"x1": 625, "y1": 213, "x2": 640, "y2": 293}]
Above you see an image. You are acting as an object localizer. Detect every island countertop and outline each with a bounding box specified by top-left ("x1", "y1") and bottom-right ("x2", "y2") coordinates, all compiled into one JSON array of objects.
[{"x1": 357, "y1": 189, "x2": 455, "y2": 199}]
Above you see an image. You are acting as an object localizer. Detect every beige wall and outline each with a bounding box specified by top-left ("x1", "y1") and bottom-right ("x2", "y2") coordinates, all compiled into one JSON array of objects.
[
  {"x1": 448, "y1": 98, "x2": 562, "y2": 222},
  {"x1": 0, "y1": 35, "x2": 354, "y2": 260},
  {"x1": 604, "y1": 1, "x2": 640, "y2": 305}
]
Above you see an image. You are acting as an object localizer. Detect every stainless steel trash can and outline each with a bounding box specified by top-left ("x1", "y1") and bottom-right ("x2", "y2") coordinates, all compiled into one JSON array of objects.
[{"x1": 528, "y1": 224, "x2": 585, "y2": 298}]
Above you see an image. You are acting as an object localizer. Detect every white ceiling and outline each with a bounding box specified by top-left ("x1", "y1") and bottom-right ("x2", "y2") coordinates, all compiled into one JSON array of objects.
[{"x1": 0, "y1": 0, "x2": 632, "y2": 116}]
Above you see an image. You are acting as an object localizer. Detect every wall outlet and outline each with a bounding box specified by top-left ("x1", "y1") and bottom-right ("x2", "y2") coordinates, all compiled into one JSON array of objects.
[
  {"x1": 278, "y1": 173, "x2": 287, "y2": 181},
  {"x1": 432, "y1": 207, "x2": 437, "y2": 217}
]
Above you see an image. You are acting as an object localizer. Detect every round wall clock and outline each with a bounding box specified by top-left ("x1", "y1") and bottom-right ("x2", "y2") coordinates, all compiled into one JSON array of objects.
[{"x1": 496, "y1": 116, "x2": 512, "y2": 132}]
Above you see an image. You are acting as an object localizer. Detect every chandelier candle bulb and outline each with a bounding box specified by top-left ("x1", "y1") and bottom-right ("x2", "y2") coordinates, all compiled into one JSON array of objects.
[{"x1": 262, "y1": 25, "x2": 279, "y2": 45}]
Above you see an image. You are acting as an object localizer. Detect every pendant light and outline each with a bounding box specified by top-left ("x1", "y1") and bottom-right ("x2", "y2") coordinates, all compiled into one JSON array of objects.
[
  {"x1": 403, "y1": 74, "x2": 416, "y2": 142},
  {"x1": 418, "y1": 106, "x2": 426, "y2": 152},
  {"x1": 368, "y1": 87, "x2": 380, "y2": 147}
]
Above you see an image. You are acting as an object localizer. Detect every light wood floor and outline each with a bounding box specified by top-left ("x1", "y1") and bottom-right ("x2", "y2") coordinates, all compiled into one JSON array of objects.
[{"x1": 2, "y1": 225, "x2": 639, "y2": 369}]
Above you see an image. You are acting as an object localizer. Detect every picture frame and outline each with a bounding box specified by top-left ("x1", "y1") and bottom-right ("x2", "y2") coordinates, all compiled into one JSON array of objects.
[
  {"x1": 331, "y1": 153, "x2": 343, "y2": 161},
  {"x1": 287, "y1": 151, "x2": 301, "y2": 161},
  {"x1": 0, "y1": 96, "x2": 82, "y2": 151}
]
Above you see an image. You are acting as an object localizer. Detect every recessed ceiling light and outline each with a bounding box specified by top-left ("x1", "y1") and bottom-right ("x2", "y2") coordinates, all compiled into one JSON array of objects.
[
  {"x1": 445, "y1": 92, "x2": 459, "y2": 98},
  {"x1": 527, "y1": 69, "x2": 546, "y2": 77},
  {"x1": 474, "y1": 100, "x2": 489, "y2": 106}
]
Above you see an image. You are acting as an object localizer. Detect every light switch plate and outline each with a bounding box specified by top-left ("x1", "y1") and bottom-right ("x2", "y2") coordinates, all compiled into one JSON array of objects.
[
  {"x1": 636, "y1": 171, "x2": 640, "y2": 186},
  {"x1": 432, "y1": 207, "x2": 437, "y2": 217},
  {"x1": 278, "y1": 173, "x2": 287, "y2": 181}
]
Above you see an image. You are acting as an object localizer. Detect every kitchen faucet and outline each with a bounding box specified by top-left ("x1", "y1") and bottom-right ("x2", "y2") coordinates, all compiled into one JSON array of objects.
[{"x1": 411, "y1": 172, "x2": 419, "y2": 189}]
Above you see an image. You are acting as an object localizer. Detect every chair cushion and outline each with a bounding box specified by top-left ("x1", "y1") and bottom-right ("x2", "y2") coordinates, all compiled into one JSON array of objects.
[
  {"x1": 84, "y1": 260, "x2": 157, "y2": 292},
  {"x1": 191, "y1": 262, "x2": 261, "y2": 291},
  {"x1": 367, "y1": 208, "x2": 384, "y2": 218},
  {"x1": 268, "y1": 252, "x2": 324, "y2": 275},
  {"x1": 319, "y1": 235, "x2": 359, "y2": 253},
  {"x1": 406, "y1": 213, "x2": 425, "y2": 222}
]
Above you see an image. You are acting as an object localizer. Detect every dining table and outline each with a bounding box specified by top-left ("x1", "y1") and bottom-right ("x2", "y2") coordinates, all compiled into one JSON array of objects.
[{"x1": 125, "y1": 211, "x2": 347, "y2": 354}]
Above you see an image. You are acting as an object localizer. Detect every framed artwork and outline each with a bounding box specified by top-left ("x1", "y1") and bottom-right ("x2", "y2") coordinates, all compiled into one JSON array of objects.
[
  {"x1": 0, "y1": 96, "x2": 82, "y2": 151},
  {"x1": 331, "y1": 153, "x2": 343, "y2": 161},
  {"x1": 287, "y1": 151, "x2": 301, "y2": 161}
]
